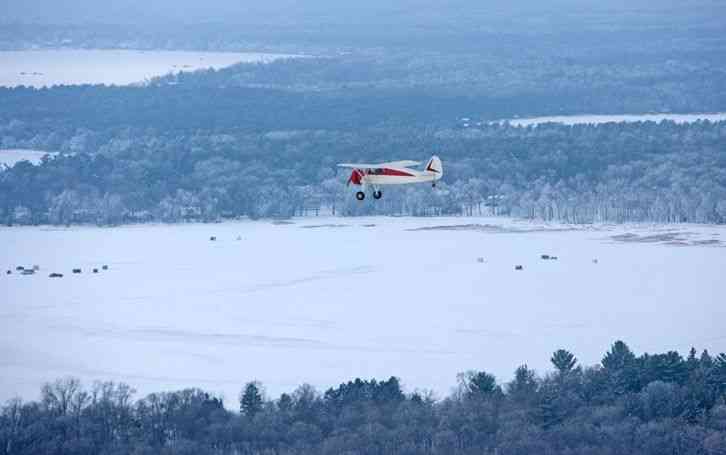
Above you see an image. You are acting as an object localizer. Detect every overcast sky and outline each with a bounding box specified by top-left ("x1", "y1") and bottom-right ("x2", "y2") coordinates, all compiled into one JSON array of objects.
[
  {"x1": 4, "y1": 0, "x2": 432, "y2": 24},
  {"x1": 1, "y1": 0, "x2": 687, "y2": 25}
]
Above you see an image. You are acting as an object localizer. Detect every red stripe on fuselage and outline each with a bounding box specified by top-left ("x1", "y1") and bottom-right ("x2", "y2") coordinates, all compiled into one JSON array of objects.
[{"x1": 349, "y1": 167, "x2": 415, "y2": 185}]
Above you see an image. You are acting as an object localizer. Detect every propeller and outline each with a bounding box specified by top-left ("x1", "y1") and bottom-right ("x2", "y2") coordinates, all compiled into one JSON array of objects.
[{"x1": 347, "y1": 169, "x2": 363, "y2": 186}]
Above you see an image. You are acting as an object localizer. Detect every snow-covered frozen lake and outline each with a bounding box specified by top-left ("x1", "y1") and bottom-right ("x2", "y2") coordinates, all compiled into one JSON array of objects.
[
  {"x1": 0, "y1": 149, "x2": 55, "y2": 168},
  {"x1": 493, "y1": 112, "x2": 726, "y2": 126},
  {"x1": 2, "y1": 217, "x2": 725, "y2": 405},
  {"x1": 0, "y1": 50, "x2": 298, "y2": 87}
]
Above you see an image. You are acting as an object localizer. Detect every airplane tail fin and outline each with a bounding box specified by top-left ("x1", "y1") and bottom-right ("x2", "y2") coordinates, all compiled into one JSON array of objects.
[{"x1": 425, "y1": 155, "x2": 443, "y2": 179}]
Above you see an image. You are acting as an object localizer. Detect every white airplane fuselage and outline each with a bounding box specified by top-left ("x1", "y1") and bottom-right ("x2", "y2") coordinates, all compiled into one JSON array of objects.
[
  {"x1": 357, "y1": 168, "x2": 439, "y2": 186},
  {"x1": 348, "y1": 155, "x2": 443, "y2": 187}
]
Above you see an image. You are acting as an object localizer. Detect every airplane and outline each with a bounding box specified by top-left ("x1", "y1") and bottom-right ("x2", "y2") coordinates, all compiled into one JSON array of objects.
[{"x1": 338, "y1": 155, "x2": 443, "y2": 200}]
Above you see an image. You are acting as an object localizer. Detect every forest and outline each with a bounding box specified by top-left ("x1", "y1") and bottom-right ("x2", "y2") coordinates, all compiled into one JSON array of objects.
[
  {"x1": 2, "y1": 341, "x2": 726, "y2": 454},
  {"x1": 2, "y1": 118, "x2": 726, "y2": 225},
  {"x1": 1, "y1": 0, "x2": 726, "y2": 225},
  {"x1": 2, "y1": 51, "x2": 726, "y2": 226}
]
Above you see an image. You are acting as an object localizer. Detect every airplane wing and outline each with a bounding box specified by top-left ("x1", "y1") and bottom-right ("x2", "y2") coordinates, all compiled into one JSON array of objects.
[
  {"x1": 338, "y1": 160, "x2": 421, "y2": 169},
  {"x1": 381, "y1": 160, "x2": 421, "y2": 168},
  {"x1": 338, "y1": 163, "x2": 382, "y2": 169}
]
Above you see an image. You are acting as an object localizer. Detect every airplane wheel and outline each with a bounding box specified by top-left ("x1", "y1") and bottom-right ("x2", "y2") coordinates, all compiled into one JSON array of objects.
[
  {"x1": 432, "y1": 182, "x2": 437, "y2": 188},
  {"x1": 356, "y1": 191, "x2": 365, "y2": 201},
  {"x1": 373, "y1": 190, "x2": 383, "y2": 200}
]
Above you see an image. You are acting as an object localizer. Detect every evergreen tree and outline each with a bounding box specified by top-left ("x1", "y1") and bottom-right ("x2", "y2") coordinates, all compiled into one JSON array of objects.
[
  {"x1": 713, "y1": 354, "x2": 726, "y2": 397},
  {"x1": 602, "y1": 340, "x2": 639, "y2": 395},
  {"x1": 640, "y1": 351, "x2": 688, "y2": 385},
  {"x1": 464, "y1": 371, "x2": 501, "y2": 398},
  {"x1": 507, "y1": 364, "x2": 538, "y2": 404},
  {"x1": 551, "y1": 349, "x2": 578, "y2": 375},
  {"x1": 239, "y1": 382, "x2": 263, "y2": 418}
]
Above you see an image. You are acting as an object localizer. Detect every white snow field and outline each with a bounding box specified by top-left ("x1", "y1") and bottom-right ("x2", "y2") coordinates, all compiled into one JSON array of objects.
[
  {"x1": 0, "y1": 50, "x2": 299, "y2": 88},
  {"x1": 0, "y1": 149, "x2": 55, "y2": 168},
  {"x1": 1, "y1": 217, "x2": 725, "y2": 405},
  {"x1": 493, "y1": 112, "x2": 726, "y2": 127}
]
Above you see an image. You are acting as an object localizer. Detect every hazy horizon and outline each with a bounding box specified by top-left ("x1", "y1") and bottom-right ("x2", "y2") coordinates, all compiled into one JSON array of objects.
[{"x1": 1, "y1": 0, "x2": 715, "y2": 25}]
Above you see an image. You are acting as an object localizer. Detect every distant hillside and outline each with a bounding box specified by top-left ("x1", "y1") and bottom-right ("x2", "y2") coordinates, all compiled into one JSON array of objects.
[{"x1": 2, "y1": 0, "x2": 725, "y2": 50}]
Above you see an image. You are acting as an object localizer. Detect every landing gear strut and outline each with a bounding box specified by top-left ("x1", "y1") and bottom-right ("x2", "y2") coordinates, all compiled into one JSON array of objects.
[
  {"x1": 373, "y1": 190, "x2": 383, "y2": 200},
  {"x1": 356, "y1": 191, "x2": 365, "y2": 201}
]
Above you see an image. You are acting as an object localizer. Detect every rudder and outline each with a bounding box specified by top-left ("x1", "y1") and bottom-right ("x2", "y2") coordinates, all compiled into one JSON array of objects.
[{"x1": 425, "y1": 155, "x2": 443, "y2": 179}]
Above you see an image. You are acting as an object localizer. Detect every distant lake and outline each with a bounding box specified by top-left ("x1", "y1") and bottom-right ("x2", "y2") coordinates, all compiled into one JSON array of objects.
[
  {"x1": 493, "y1": 112, "x2": 726, "y2": 127},
  {"x1": 0, "y1": 49, "x2": 299, "y2": 87},
  {"x1": 0, "y1": 149, "x2": 55, "y2": 168}
]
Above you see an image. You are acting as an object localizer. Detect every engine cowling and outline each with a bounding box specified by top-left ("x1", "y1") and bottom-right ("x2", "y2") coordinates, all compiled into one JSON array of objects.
[{"x1": 348, "y1": 169, "x2": 364, "y2": 185}]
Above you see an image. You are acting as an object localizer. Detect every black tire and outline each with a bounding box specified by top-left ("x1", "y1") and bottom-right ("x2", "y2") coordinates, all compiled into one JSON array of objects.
[
  {"x1": 356, "y1": 191, "x2": 365, "y2": 201},
  {"x1": 373, "y1": 190, "x2": 383, "y2": 200}
]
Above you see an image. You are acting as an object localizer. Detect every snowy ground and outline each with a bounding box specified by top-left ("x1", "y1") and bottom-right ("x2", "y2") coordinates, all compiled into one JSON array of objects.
[
  {"x1": 491, "y1": 112, "x2": 726, "y2": 127},
  {"x1": 0, "y1": 50, "x2": 299, "y2": 88},
  {"x1": 2, "y1": 217, "x2": 725, "y2": 405},
  {"x1": 0, "y1": 149, "x2": 55, "y2": 168}
]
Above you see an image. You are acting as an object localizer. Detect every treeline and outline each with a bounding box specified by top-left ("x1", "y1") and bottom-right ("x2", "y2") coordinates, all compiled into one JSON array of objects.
[
  {"x1": 4, "y1": 50, "x2": 726, "y2": 129},
  {"x1": 2, "y1": 341, "x2": 726, "y2": 454},
  {"x1": 154, "y1": 50, "x2": 726, "y2": 116},
  {"x1": 2, "y1": 121, "x2": 726, "y2": 225},
  {"x1": 1, "y1": 43, "x2": 726, "y2": 226}
]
